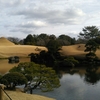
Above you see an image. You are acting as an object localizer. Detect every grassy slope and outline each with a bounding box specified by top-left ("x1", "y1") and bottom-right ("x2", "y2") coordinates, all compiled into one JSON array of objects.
[
  {"x1": 61, "y1": 44, "x2": 100, "y2": 58},
  {"x1": 0, "y1": 37, "x2": 47, "y2": 58},
  {"x1": 4, "y1": 90, "x2": 55, "y2": 100},
  {"x1": 0, "y1": 45, "x2": 47, "y2": 58},
  {"x1": 0, "y1": 38, "x2": 100, "y2": 58}
]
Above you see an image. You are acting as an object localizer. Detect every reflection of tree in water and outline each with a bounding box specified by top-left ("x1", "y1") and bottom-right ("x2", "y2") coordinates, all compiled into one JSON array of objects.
[
  {"x1": 84, "y1": 66, "x2": 100, "y2": 85},
  {"x1": 57, "y1": 68, "x2": 79, "y2": 79}
]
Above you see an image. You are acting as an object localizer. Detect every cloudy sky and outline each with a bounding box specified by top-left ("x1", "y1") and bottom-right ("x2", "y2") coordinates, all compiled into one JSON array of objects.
[{"x1": 0, "y1": 0, "x2": 100, "y2": 39}]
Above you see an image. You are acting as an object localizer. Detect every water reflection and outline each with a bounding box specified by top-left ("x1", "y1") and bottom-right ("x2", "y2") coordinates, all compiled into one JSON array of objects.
[
  {"x1": 30, "y1": 66, "x2": 100, "y2": 100},
  {"x1": 84, "y1": 66, "x2": 100, "y2": 85},
  {"x1": 0, "y1": 57, "x2": 30, "y2": 74}
]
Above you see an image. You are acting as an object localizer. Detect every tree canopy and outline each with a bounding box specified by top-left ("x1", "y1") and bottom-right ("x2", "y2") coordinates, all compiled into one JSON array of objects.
[
  {"x1": 78, "y1": 26, "x2": 100, "y2": 59},
  {"x1": 9, "y1": 62, "x2": 60, "y2": 92},
  {"x1": 24, "y1": 34, "x2": 35, "y2": 45},
  {"x1": 79, "y1": 26, "x2": 100, "y2": 40},
  {"x1": 0, "y1": 72, "x2": 27, "y2": 89}
]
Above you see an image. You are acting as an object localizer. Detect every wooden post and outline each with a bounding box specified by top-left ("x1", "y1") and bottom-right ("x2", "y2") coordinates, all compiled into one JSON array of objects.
[{"x1": 0, "y1": 84, "x2": 5, "y2": 100}]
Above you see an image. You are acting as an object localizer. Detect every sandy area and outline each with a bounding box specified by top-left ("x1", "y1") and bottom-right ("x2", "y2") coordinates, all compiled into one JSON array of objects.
[
  {"x1": 61, "y1": 44, "x2": 100, "y2": 58},
  {"x1": 61, "y1": 44, "x2": 86, "y2": 56},
  {"x1": 4, "y1": 90, "x2": 55, "y2": 100},
  {"x1": 0, "y1": 37, "x2": 47, "y2": 58},
  {"x1": 0, "y1": 37, "x2": 100, "y2": 58},
  {"x1": 0, "y1": 45, "x2": 47, "y2": 58}
]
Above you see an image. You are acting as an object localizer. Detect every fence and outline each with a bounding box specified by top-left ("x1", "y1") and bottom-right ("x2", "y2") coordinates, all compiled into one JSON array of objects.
[{"x1": 0, "y1": 84, "x2": 12, "y2": 100}]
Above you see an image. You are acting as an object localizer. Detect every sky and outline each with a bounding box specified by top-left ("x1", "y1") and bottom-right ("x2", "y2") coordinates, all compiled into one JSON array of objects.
[{"x1": 1, "y1": 0, "x2": 100, "y2": 39}]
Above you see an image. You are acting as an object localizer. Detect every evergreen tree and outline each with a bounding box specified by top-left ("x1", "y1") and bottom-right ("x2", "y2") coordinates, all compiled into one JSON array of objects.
[{"x1": 9, "y1": 62, "x2": 60, "y2": 93}]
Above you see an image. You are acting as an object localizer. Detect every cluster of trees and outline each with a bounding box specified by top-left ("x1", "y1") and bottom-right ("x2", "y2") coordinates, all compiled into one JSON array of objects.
[
  {"x1": 7, "y1": 26, "x2": 100, "y2": 70},
  {"x1": 79, "y1": 26, "x2": 100, "y2": 62},
  {"x1": 8, "y1": 34, "x2": 76, "y2": 46},
  {"x1": 7, "y1": 26, "x2": 100, "y2": 48},
  {"x1": 23, "y1": 34, "x2": 76, "y2": 46},
  {"x1": 0, "y1": 62, "x2": 60, "y2": 93},
  {"x1": 29, "y1": 36, "x2": 79, "y2": 70}
]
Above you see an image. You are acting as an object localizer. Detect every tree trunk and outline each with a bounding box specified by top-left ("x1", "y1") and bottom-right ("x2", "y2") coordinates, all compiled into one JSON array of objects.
[{"x1": 30, "y1": 81, "x2": 41, "y2": 94}]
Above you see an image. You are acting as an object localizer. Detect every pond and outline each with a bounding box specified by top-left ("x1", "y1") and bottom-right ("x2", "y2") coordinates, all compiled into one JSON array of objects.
[
  {"x1": 0, "y1": 57, "x2": 30, "y2": 74},
  {"x1": 30, "y1": 68, "x2": 100, "y2": 100},
  {"x1": 0, "y1": 59, "x2": 100, "y2": 100}
]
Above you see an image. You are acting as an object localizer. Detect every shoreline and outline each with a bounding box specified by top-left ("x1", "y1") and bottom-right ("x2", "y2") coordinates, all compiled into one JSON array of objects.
[{"x1": 4, "y1": 90, "x2": 55, "y2": 100}]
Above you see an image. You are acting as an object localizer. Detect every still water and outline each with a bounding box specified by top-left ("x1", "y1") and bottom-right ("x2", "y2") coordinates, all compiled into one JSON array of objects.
[
  {"x1": 0, "y1": 57, "x2": 30, "y2": 74},
  {"x1": 32, "y1": 71, "x2": 100, "y2": 100},
  {"x1": 0, "y1": 58, "x2": 100, "y2": 100},
  {"x1": 33, "y1": 74, "x2": 100, "y2": 100}
]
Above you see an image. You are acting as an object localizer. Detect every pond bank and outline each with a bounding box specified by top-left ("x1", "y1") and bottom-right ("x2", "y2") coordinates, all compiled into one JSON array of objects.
[{"x1": 4, "y1": 90, "x2": 55, "y2": 100}]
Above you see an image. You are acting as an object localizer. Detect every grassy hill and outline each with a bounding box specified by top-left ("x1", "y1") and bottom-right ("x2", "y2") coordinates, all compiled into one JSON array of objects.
[
  {"x1": 0, "y1": 37, "x2": 100, "y2": 58},
  {"x1": 4, "y1": 90, "x2": 55, "y2": 100},
  {"x1": 61, "y1": 44, "x2": 100, "y2": 58},
  {"x1": 0, "y1": 37, "x2": 47, "y2": 58}
]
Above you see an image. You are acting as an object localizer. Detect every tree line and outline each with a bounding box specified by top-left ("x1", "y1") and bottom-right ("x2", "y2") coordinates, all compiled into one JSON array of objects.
[
  {"x1": 7, "y1": 26, "x2": 100, "y2": 47},
  {"x1": 8, "y1": 34, "x2": 76, "y2": 46}
]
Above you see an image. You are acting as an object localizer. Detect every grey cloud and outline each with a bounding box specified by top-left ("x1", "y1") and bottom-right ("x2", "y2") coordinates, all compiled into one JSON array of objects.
[
  {"x1": 16, "y1": 20, "x2": 47, "y2": 29},
  {"x1": 10, "y1": 28, "x2": 33, "y2": 34},
  {"x1": 18, "y1": 23, "x2": 36, "y2": 28},
  {"x1": 11, "y1": 7, "x2": 85, "y2": 25},
  {"x1": 0, "y1": 0, "x2": 26, "y2": 9}
]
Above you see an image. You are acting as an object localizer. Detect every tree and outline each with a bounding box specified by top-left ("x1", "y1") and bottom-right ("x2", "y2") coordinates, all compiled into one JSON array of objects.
[
  {"x1": 7, "y1": 37, "x2": 21, "y2": 44},
  {"x1": 0, "y1": 72, "x2": 27, "y2": 89},
  {"x1": 56, "y1": 57, "x2": 79, "y2": 71},
  {"x1": 24, "y1": 34, "x2": 34, "y2": 45},
  {"x1": 85, "y1": 40, "x2": 99, "y2": 53},
  {"x1": 79, "y1": 26, "x2": 100, "y2": 59},
  {"x1": 44, "y1": 39, "x2": 62, "y2": 67},
  {"x1": 79, "y1": 26, "x2": 100, "y2": 41},
  {"x1": 37, "y1": 33, "x2": 50, "y2": 46},
  {"x1": 9, "y1": 62, "x2": 60, "y2": 93},
  {"x1": 46, "y1": 39, "x2": 61, "y2": 54},
  {"x1": 58, "y1": 34, "x2": 76, "y2": 45}
]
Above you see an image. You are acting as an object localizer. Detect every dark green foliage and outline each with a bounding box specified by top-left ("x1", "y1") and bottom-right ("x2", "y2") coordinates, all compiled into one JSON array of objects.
[
  {"x1": 63, "y1": 57, "x2": 79, "y2": 67},
  {"x1": 23, "y1": 33, "x2": 75, "y2": 46},
  {"x1": 0, "y1": 74, "x2": 2, "y2": 79},
  {"x1": 84, "y1": 66, "x2": 100, "y2": 85},
  {"x1": 94, "y1": 36, "x2": 100, "y2": 44},
  {"x1": 9, "y1": 62, "x2": 60, "y2": 92},
  {"x1": 37, "y1": 33, "x2": 50, "y2": 46},
  {"x1": 79, "y1": 26, "x2": 100, "y2": 60},
  {"x1": 30, "y1": 37, "x2": 78, "y2": 69},
  {"x1": 46, "y1": 39, "x2": 62, "y2": 66},
  {"x1": 0, "y1": 72, "x2": 27, "y2": 89},
  {"x1": 30, "y1": 38, "x2": 62, "y2": 67},
  {"x1": 46, "y1": 39, "x2": 61, "y2": 53},
  {"x1": 86, "y1": 52, "x2": 97, "y2": 59},
  {"x1": 79, "y1": 26, "x2": 100, "y2": 40},
  {"x1": 29, "y1": 53, "x2": 40, "y2": 64},
  {"x1": 25, "y1": 74, "x2": 33, "y2": 81},
  {"x1": 78, "y1": 26, "x2": 100, "y2": 44},
  {"x1": 24, "y1": 34, "x2": 35, "y2": 45},
  {"x1": 57, "y1": 57, "x2": 79, "y2": 69},
  {"x1": 58, "y1": 34, "x2": 76, "y2": 45},
  {"x1": 85, "y1": 40, "x2": 99, "y2": 53}
]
